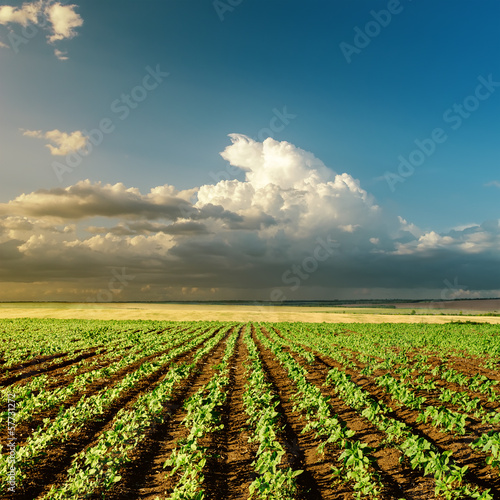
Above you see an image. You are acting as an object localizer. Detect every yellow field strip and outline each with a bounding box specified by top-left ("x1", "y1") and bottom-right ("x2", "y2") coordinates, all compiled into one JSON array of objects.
[{"x1": 0, "y1": 303, "x2": 499, "y2": 324}]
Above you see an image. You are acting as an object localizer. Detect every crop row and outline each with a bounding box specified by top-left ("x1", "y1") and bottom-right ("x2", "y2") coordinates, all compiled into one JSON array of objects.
[
  {"x1": 1, "y1": 323, "x2": 200, "y2": 429},
  {"x1": 0, "y1": 319, "x2": 155, "y2": 367},
  {"x1": 41, "y1": 324, "x2": 234, "y2": 499},
  {"x1": 255, "y1": 326, "x2": 382, "y2": 498},
  {"x1": 242, "y1": 326, "x2": 302, "y2": 499},
  {"x1": 160, "y1": 327, "x2": 239, "y2": 499},
  {"x1": 0, "y1": 323, "x2": 228, "y2": 494},
  {"x1": 272, "y1": 324, "x2": 494, "y2": 499}
]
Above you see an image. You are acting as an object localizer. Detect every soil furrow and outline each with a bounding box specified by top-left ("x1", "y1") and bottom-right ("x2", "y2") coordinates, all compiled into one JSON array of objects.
[
  {"x1": 0, "y1": 349, "x2": 104, "y2": 388},
  {"x1": 0, "y1": 343, "x2": 112, "y2": 376},
  {"x1": 308, "y1": 345, "x2": 500, "y2": 497},
  {"x1": 11, "y1": 330, "x2": 202, "y2": 448},
  {"x1": 203, "y1": 326, "x2": 256, "y2": 499},
  {"x1": 8, "y1": 328, "x2": 221, "y2": 500},
  {"x1": 102, "y1": 327, "x2": 233, "y2": 500},
  {"x1": 269, "y1": 327, "x2": 434, "y2": 499},
  {"x1": 253, "y1": 325, "x2": 343, "y2": 500},
  {"x1": 0, "y1": 352, "x2": 78, "y2": 376},
  {"x1": 9, "y1": 327, "x2": 197, "y2": 398}
]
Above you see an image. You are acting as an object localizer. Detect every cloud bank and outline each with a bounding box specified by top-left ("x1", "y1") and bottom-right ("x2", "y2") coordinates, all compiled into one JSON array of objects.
[{"x1": 0, "y1": 134, "x2": 499, "y2": 301}]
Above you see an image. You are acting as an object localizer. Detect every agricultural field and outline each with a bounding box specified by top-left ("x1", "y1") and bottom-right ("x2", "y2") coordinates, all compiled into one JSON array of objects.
[
  {"x1": 2, "y1": 302, "x2": 500, "y2": 324},
  {"x1": 1, "y1": 319, "x2": 500, "y2": 499}
]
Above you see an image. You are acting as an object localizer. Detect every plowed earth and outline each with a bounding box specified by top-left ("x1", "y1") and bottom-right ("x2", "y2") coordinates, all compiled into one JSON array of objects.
[{"x1": 2, "y1": 323, "x2": 499, "y2": 499}]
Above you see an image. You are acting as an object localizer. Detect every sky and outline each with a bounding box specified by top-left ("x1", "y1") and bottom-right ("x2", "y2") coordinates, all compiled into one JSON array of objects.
[{"x1": 0, "y1": 0, "x2": 499, "y2": 302}]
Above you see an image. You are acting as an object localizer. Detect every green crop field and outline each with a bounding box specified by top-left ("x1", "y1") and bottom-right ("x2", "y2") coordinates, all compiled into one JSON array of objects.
[{"x1": 1, "y1": 318, "x2": 500, "y2": 499}]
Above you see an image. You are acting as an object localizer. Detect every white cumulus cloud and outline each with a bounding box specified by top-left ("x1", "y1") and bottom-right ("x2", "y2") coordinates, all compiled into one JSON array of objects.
[
  {"x1": 197, "y1": 135, "x2": 386, "y2": 243},
  {"x1": 22, "y1": 128, "x2": 88, "y2": 156},
  {"x1": 0, "y1": 1, "x2": 41, "y2": 26},
  {"x1": 45, "y1": 2, "x2": 82, "y2": 43}
]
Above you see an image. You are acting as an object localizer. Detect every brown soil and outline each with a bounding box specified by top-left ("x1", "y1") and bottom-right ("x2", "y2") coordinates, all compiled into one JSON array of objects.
[
  {"x1": 3, "y1": 322, "x2": 500, "y2": 499},
  {"x1": 7, "y1": 328, "x2": 222, "y2": 500},
  {"x1": 202, "y1": 326, "x2": 256, "y2": 499},
  {"x1": 296, "y1": 341, "x2": 500, "y2": 497},
  {"x1": 253, "y1": 326, "x2": 350, "y2": 499},
  {"x1": 390, "y1": 299, "x2": 500, "y2": 312},
  {"x1": 264, "y1": 326, "x2": 436, "y2": 500},
  {"x1": 102, "y1": 327, "x2": 234, "y2": 499},
  {"x1": 0, "y1": 348, "x2": 103, "y2": 387}
]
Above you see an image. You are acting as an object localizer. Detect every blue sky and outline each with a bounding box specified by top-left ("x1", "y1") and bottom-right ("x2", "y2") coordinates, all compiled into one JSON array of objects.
[{"x1": 0, "y1": 0, "x2": 499, "y2": 301}]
